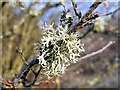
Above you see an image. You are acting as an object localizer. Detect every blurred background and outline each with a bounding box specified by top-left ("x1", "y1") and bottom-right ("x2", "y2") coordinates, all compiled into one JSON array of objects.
[{"x1": 0, "y1": 0, "x2": 119, "y2": 88}]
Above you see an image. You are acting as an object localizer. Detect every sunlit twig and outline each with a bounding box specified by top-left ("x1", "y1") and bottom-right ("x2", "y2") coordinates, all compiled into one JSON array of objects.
[{"x1": 79, "y1": 41, "x2": 115, "y2": 60}]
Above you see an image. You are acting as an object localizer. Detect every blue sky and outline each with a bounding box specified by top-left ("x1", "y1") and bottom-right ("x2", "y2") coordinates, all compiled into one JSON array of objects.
[
  {"x1": 14, "y1": 1, "x2": 119, "y2": 25},
  {"x1": 38, "y1": 1, "x2": 118, "y2": 25}
]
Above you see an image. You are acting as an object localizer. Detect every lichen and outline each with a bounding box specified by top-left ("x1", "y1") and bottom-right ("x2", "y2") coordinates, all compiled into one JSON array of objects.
[{"x1": 34, "y1": 23, "x2": 85, "y2": 77}]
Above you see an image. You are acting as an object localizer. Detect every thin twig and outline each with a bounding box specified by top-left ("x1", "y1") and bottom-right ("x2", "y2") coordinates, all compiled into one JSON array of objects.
[
  {"x1": 71, "y1": 0, "x2": 81, "y2": 19},
  {"x1": 16, "y1": 47, "x2": 38, "y2": 76},
  {"x1": 79, "y1": 41, "x2": 115, "y2": 60},
  {"x1": 16, "y1": 47, "x2": 28, "y2": 65},
  {"x1": 67, "y1": 0, "x2": 104, "y2": 34},
  {"x1": 77, "y1": 6, "x2": 120, "y2": 39},
  {"x1": 81, "y1": 0, "x2": 103, "y2": 21},
  {"x1": 100, "y1": 7, "x2": 120, "y2": 16}
]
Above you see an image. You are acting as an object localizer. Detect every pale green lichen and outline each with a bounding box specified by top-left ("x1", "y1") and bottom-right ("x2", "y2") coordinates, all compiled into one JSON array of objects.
[{"x1": 34, "y1": 23, "x2": 85, "y2": 77}]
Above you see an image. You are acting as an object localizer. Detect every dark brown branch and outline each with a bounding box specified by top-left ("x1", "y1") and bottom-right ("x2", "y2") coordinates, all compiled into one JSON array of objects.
[
  {"x1": 71, "y1": 0, "x2": 82, "y2": 19},
  {"x1": 67, "y1": 0, "x2": 120, "y2": 37},
  {"x1": 16, "y1": 47, "x2": 38, "y2": 74},
  {"x1": 78, "y1": 6, "x2": 120, "y2": 39},
  {"x1": 78, "y1": 23, "x2": 94, "y2": 39},
  {"x1": 67, "y1": 0, "x2": 104, "y2": 34},
  {"x1": 81, "y1": 1, "x2": 102, "y2": 21}
]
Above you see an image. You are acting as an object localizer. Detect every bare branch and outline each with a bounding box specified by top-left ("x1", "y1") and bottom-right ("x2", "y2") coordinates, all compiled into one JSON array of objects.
[
  {"x1": 81, "y1": 0, "x2": 103, "y2": 21},
  {"x1": 100, "y1": 7, "x2": 120, "y2": 16},
  {"x1": 78, "y1": 23, "x2": 94, "y2": 40},
  {"x1": 67, "y1": 0, "x2": 104, "y2": 34},
  {"x1": 16, "y1": 47, "x2": 38, "y2": 79},
  {"x1": 79, "y1": 41, "x2": 115, "y2": 60},
  {"x1": 16, "y1": 47, "x2": 28, "y2": 65},
  {"x1": 71, "y1": 0, "x2": 82, "y2": 19}
]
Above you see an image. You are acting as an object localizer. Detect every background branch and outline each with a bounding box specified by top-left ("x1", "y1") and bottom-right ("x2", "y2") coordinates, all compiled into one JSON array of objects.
[{"x1": 1, "y1": 2, "x2": 61, "y2": 39}]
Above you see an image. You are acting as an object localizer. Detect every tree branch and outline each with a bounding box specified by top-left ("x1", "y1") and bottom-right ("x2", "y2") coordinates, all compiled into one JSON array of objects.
[
  {"x1": 79, "y1": 41, "x2": 115, "y2": 60},
  {"x1": 78, "y1": 23, "x2": 94, "y2": 39},
  {"x1": 16, "y1": 47, "x2": 37, "y2": 73},
  {"x1": 78, "y1": 23, "x2": 119, "y2": 40},
  {"x1": 81, "y1": 0, "x2": 103, "y2": 21},
  {"x1": 100, "y1": 6, "x2": 120, "y2": 16},
  {"x1": 16, "y1": 47, "x2": 28, "y2": 65},
  {"x1": 67, "y1": 0, "x2": 104, "y2": 34}
]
